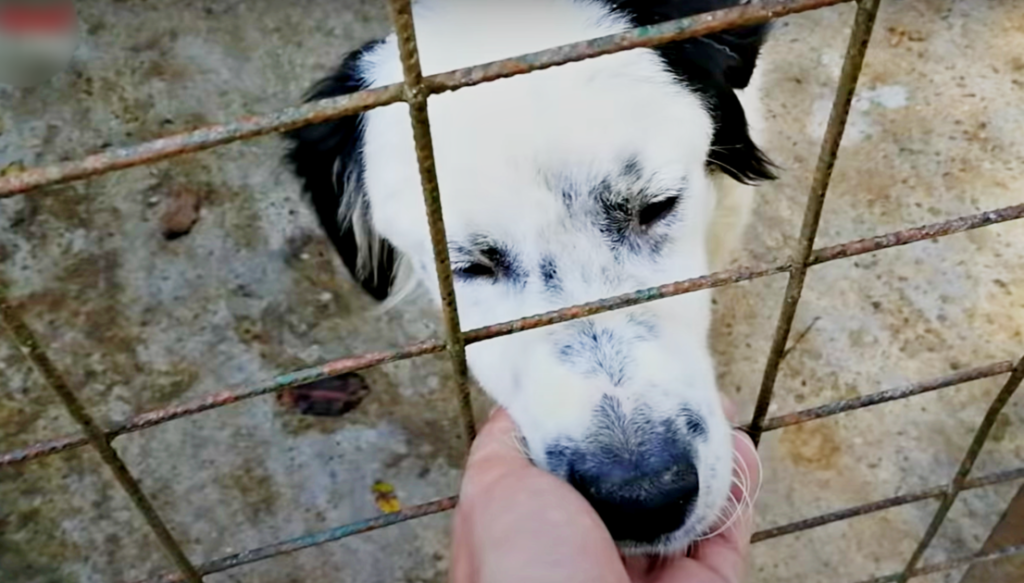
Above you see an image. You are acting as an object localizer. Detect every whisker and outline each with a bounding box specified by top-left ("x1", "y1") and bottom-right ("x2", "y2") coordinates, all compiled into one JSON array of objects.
[
  {"x1": 698, "y1": 491, "x2": 744, "y2": 541},
  {"x1": 734, "y1": 430, "x2": 764, "y2": 503},
  {"x1": 733, "y1": 451, "x2": 752, "y2": 501},
  {"x1": 697, "y1": 437, "x2": 761, "y2": 542}
]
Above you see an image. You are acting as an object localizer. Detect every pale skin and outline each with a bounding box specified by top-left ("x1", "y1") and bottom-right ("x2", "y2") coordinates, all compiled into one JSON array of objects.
[{"x1": 450, "y1": 402, "x2": 760, "y2": 583}]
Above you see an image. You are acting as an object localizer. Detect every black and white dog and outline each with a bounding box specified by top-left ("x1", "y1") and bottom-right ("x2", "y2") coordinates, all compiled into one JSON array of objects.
[{"x1": 284, "y1": 0, "x2": 775, "y2": 554}]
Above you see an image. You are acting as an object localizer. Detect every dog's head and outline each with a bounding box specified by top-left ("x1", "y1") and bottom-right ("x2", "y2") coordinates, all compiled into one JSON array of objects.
[{"x1": 285, "y1": 0, "x2": 774, "y2": 553}]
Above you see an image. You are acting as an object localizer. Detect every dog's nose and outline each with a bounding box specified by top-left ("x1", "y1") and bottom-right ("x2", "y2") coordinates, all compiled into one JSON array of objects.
[{"x1": 568, "y1": 448, "x2": 699, "y2": 544}]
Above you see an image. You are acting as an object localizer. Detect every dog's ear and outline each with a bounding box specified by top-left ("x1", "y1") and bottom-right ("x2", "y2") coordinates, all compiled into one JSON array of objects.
[
  {"x1": 284, "y1": 40, "x2": 402, "y2": 302},
  {"x1": 608, "y1": 1, "x2": 777, "y2": 185}
]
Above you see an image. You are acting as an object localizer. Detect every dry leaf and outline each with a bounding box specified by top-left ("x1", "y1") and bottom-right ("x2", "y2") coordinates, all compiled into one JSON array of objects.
[
  {"x1": 160, "y1": 185, "x2": 203, "y2": 240},
  {"x1": 372, "y1": 481, "x2": 402, "y2": 514},
  {"x1": 1, "y1": 161, "x2": 26, "y2": 177}
]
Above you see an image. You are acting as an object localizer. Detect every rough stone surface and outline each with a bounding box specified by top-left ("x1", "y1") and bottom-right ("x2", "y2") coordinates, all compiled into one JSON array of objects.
[{"x1": 1, "y1": 1, "x2": 1021, "y2": 582}]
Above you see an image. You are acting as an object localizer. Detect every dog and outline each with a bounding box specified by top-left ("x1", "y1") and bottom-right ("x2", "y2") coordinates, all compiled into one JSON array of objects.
[{"x1": 284, "y1": 0, "x2": 775, "y2": 554}]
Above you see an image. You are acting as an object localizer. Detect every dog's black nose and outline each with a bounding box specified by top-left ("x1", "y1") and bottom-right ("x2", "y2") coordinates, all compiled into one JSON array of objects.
[{"x1": 568, "y1": 448, "x2": 699, "y2": 544}]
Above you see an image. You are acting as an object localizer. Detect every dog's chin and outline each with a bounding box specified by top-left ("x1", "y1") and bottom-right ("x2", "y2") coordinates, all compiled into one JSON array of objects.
[
  {"x1": 614, "y1": 530, "x2": 694, "y2": 557},
  {"x1": 612, "y1": 511, "x2": 724, "y2": 557}
]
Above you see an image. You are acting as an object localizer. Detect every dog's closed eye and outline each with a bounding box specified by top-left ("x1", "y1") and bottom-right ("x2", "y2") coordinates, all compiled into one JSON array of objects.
[
  {"x1": 638, "y1": 195, "x2": 680, "y2": 228},
  {"x1": 455, "y1": 261, "x2": 497, "y2": 279},
  {"x1": 452, "y1": 241, "x2": 517, "y2": 282}
]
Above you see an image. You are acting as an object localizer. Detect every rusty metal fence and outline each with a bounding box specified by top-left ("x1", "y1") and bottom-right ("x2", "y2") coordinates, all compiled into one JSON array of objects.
[{"x1": 1, "y1": 0, "x2": 1022, "y2": 582}]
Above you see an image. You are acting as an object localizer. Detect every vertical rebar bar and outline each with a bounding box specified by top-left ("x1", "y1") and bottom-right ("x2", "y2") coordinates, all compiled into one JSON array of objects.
[
  {"x1": 896, "y1": 354, "x2": 1024, "y2": 583},
  {"x1": 0, "y1": 285, "x2": 204, "y2": 583},
  {"x1": 385, "y1": 0, "x2": 476, "y2": 444},
  {"x1": 748, "y1": 0, "x2": 882, "y2": 444}
]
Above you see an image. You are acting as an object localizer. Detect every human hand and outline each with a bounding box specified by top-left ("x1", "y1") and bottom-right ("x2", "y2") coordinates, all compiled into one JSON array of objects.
[{"x1": 449, "y1": 404, "x2": 761, "y2": 583}]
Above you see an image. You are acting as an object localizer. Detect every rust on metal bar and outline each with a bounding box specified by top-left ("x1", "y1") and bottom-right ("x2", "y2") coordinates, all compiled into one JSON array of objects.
[
  {"x1": 4, "y1": 204, "x2": 1024, "y2": 468},
  {"x1": 748, "y1": 0, "x2": 882, "y2": 445},
  {"x1": 760, "y1": 360, "x2": 1016, "y2": 432},
  {"x1": 963, "y1": 466, "x2": 1024, "y2": 491},
  {"x1": 2, "y1": 354, "x2": 1005, "y2": 469},
  {"x1": 0, "y1": 433, "x2": 86, "y2": 466},
  {"x1": 459, "y1": 203, "x2": 1024, "y2": 348},
  {"x1": 128, "y1": 464, "x2": 1024, "y2": 583},
  {"x1": 809, "y1": 204, "x2": 1024, "y2": 265},
  {"x1": 386, "y1": 0, "x2": 476, "y2": 444},
  {"x1": 752, "y1": 465, "x2": 1024, "y2": 543},
  {"x1": 0, "y1": 339, "x2": 445, "y2": 466},
  {"x1": 753, "y1": 486, "x2": 945, "y2": 543},
  {"x1": 0, "y1": 285, "x2": 204, "y2": 583},
  {"x1": 422, "y1": 0, "x2": 852, "y2": 96},
  {"x1": 463, "y1": 263, "x2": 790, "y2": 344},
  {"x1": 132, "y1": 497, "x2": 459, "y2": 583},
  {"x1": 0, "y1": 0, "x2": 852, "y2": 200},
  {"x1": 897, "y1": 354, "x2": 1024, "y2": 582},
  {"x1": 855, "y1": 544, "x2": 1024, "y2": 583},
  {"x1": 0, "y1": 85, "x2": 404, "y2": 198}
]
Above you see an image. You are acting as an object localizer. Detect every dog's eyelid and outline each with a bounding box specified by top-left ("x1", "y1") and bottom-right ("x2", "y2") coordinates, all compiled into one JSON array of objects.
[
  {"x1": 637, "y1": 195, "x2": 681, "y2": 227},
  {"x1": 454, "y1": 261, "x2": 497, "y2": 278},
  {"x1": 452, "y1": 251, "x2": 498, "y2": 279}
]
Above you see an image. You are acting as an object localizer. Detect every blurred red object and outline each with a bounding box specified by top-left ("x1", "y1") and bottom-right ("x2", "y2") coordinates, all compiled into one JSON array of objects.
[{"x1": 0, "y1": 2, "x2": 76, "y2": 35}]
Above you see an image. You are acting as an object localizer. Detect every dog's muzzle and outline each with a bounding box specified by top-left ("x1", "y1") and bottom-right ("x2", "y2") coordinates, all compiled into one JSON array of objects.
[
  {"x1": 566, "y1": 436, "x2": 698, "y2": 544},
  {"x1": 546, "y1": 397, "x2": 704, "y2": 545}
]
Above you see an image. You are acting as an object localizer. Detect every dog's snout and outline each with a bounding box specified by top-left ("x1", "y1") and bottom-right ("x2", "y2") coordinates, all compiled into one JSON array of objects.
[{"x1": 568, "y1": 445, "x2": 699, "y2": 544}]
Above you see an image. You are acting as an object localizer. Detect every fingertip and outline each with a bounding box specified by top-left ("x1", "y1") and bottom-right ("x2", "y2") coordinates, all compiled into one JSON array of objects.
[
  {"x1": 479, "y1": 407, "x2": 516, "y2": 440},
  {"x1": 465, "y1": 407, "x2": 529, "y2": 468}
]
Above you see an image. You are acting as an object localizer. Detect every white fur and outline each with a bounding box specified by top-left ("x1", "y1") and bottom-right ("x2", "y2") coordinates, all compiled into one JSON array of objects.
[{"x1": 351, "y1": 0, "x2": 759, "y2": 552}]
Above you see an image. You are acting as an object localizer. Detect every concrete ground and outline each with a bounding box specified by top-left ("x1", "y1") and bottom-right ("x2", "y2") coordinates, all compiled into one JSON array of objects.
[{"x1": 1, "y1": 1, "x2": 1022, "y2": 582}]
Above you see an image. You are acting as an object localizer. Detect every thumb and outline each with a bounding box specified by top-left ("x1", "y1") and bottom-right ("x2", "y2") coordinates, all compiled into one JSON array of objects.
[
  {"x1": 452, "y1": 409, "x2": 630, "y2": 583},
  {"x1": 461, "y1": 408, "x2": 534, "y2": 494}
]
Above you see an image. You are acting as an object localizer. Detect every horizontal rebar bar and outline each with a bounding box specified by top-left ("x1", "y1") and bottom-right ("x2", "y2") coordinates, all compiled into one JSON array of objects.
[
  {"x1": 0, "y1": 339, "x2": 446, "y2": 466},
  {"x1": 752, "y1": 466, "x2": 1024, "y2": 543},
  {"x1": 3, "y1": 204, "x2": 1023, "y2": 468},
  {"x1": 0, "y1": 0, "x2": 852, "y2": 199},
  {"x1": 759, "y1": 360, "x2": 1016, "y2": 432},
  {"x1": 419, "y1": 0, "x2": 852, "y2": 96},
  {"x1": 130, "y1": 464, "x2": 1024, "y2": 583},
  {"x1": 3, "y1": 356, "x2": 1010, "y2": 468},
  {"x1": 130, "y1": 497, "x2": 459, "y2": 583}
]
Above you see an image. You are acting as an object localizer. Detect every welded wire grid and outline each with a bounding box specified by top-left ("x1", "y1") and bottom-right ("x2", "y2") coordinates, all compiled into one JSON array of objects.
[{"x1": 0, "y1": 0, "x2": 1022, "y2": 582}]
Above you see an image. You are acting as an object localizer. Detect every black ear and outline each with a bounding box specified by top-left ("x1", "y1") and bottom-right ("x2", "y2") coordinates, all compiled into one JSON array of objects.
[
  {"x1": 283, "y1": 40, "x2": 400, "y2": 302},
  {"x1": 607, "y1": 1, "x2": 777, "y2": 185}
]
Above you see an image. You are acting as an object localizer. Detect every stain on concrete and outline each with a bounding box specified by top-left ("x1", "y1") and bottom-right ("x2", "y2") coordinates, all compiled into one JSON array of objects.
[{"x1": 778, "y1": 421, "x2": 843, "y2": 472}]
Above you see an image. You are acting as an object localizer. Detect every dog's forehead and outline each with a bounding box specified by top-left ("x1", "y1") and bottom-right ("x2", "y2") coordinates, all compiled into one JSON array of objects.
[
  {"x1": 359, "y1": 0, "x2": 715, "y2": 250},
  {"x1": 369, "y1": 66, "x2": 710, "y2": 216}
]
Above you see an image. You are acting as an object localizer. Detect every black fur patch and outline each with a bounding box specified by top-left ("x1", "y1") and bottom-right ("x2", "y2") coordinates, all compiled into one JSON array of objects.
[
  {"x1": 283, "y1": 40, "x2": 398, "y2": 301},
  {"x1": 539, "y1": 256, "x2": 561, "y2": 294},
  {"x1": 450, "y1": 234, "x2": 528, "y2": 288},
  {"x1": 605, "y1": 0, "x2": 778, "y2": 184}
]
